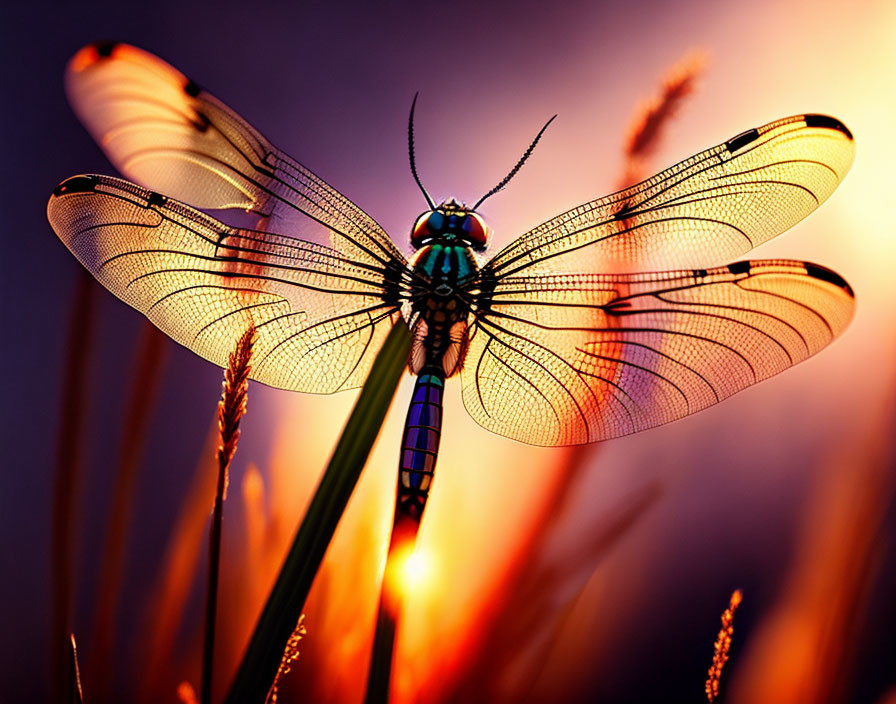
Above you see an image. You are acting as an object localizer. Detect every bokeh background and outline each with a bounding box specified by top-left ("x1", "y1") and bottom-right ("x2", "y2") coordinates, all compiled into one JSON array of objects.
[{"x1": 3, "y1": 0, "x2": 896, "y2": 702}]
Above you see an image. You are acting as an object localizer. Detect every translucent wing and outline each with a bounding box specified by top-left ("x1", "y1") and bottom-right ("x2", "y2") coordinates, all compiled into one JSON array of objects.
[
  {"x1": 48, "y1": 174, "x2": 410, "y2": 393},
  {"x1": 461, "y1": 261, "x2": 854, "y2": 445},
  {"x1": 65, "y1": 42, "x2": 404, "y2": 268},
  {"x1": 486, "y1": 114, "x2": 854, "y2": 277}
]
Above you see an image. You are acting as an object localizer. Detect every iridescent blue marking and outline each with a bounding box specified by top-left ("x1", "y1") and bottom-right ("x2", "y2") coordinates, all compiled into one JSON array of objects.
[
  {"x1": 421, "y1": 245, "x2": 440, "y2": 277},
  {"x1": 456, "y1": 249, "x2": 472, "y2": 280},
  {"x1": 398, "y1": 369, "x2": 445, "y2": 516},
  {"x1": 409, "y1": 452, "x2": 431, "y2": 471},
  {"x1": 441, "y1": 247, "x2": 453, "y2": 275},
  {"x1": 406, "y1": 427, "x2": 438, "y2": 451},
  {"x1": 409, "y1": 403, "x2": 440, "y2": 427}
]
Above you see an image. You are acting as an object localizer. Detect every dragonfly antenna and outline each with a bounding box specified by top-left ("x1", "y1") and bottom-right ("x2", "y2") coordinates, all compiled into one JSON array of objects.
[
  {"x1": 472, "y1": 114, "x2": 557, "y2": 211},
  {"x1": 409, "y1": 93, "x2": 436, "y2": 210}
]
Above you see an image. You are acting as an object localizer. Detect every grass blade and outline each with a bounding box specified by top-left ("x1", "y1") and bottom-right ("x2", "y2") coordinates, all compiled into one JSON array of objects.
[
  {"x1": 88, "y1": 322, "x2": 167, "y2": 698},
  {"x1": 51, "y1": 270, "x2": 96, "y2": 704},
  {"x1": 224, "y1": 320, "x2": 411, "y2": 704}
]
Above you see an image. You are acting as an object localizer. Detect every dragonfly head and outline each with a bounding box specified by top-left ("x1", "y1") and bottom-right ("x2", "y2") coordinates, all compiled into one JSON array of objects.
[
  {"x1": 407, "y1": 95, "x2": 555, "y2": 254},
  {"x1": 411, "y1": 199, "x2": 489, "y2": 251}
]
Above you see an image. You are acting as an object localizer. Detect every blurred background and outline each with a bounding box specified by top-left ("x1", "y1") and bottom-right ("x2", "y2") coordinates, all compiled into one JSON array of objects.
[{"x1": 2, "y1": 0, "x2": 895, "y2": 701}]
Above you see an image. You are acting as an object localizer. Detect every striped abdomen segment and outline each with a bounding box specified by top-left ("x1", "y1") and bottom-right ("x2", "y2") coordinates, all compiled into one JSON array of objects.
[{"x1": 397, "y1": 369, "x2": 444, "y2": 520}]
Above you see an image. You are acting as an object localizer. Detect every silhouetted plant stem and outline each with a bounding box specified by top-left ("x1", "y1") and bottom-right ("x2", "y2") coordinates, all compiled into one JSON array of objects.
[
  {"x1": 89, "y1": 322, "x2": 167, "y2": 698},
  {"x1": 202, "y1": 327, "x2": 256, "y2": 704},
  {"x1": 365, "y1": 512, "x2": 421, "y2": 704},
  {"x1": 225, "y1": 321, "x2": 411, "y2": 704},
  {"x1": 51, "y1": 269, "x2": 96, "y2": 704},
  {"x1": 445, "y1": 56, "x2": 700, "y2": 701},
  {"x1": 365, "y1": 598, "x2": 397, "y2": 704}
]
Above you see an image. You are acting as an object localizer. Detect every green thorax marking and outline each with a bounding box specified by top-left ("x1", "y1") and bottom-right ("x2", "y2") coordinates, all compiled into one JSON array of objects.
[
  {"x1": 409, "y1": 241, "x2": 479, "y2": 375},
  {"x1": 417, "y1": 373, "x2": 444, "y2": 386},
  {"x1": 415, "y1": 243, "x2": 477, "y2": 284}
]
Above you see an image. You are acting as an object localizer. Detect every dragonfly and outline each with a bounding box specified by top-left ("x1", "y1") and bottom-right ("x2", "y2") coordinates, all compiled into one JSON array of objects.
[{"x1": 49, "y1": 43, "x2": 855, "y2": 524}]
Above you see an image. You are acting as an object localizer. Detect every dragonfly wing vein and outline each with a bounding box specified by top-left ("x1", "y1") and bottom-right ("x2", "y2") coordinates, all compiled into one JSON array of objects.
[
  {"x1": 65, "y1": 42, "x2": 406, "y2": 268},
  {"x1": 486, "y1": 114, "x2": 854, "y2": 276},
  {"x1": 461, "y1": 260, "x2": 854, "y2": 445},
  {"x1": 48, "y1": 173, "x2": 407, "y2": 394}
]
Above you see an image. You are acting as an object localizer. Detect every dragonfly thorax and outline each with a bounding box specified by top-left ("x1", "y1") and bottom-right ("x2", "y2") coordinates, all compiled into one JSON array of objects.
[
  {"x1": 410, "y1": 198, "x2": 489, "y2": 251},
  {"x1": 408, "y1": 242, "x2": 479, "y2": 378}
]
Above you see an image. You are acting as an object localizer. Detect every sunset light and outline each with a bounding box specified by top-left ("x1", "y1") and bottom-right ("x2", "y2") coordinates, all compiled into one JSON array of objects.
[
  {"x1": 387, "y1": 542, "x2": 432, "y2": 602},
  {"x1": 6, "y1": 2, "x2": 896, "y2": 704}
]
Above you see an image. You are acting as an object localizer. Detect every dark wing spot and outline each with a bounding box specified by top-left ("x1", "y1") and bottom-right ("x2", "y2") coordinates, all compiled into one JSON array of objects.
[
  {"x1": 612, "y1": 200, "x2": 637, "y2": 220},
  {"x1": 725, "y1": 128, "x2": 760, "y2": 153},
  {"x1": 803, "y1": 114, "x2": 853, "y2": 140},
  {"x1": 695, "y1": 269, "x2": 708, "y2": 279},
  {"x1": 94, "y1": 42, "x2": 118, "y2": 58},
  {"x1": 727, "y1": 261, "x2": 752, "y2": 275},
  {"x1": 53, "y1": 175, "x2": 98, "y2": 197},
  {"x1": 147, "y1": 191, "x2": 167, "y2": 207},
  {"x1": 184, "y1": 80, "x2": 202, "y2": 98},
  {"x1": 191, "y1": 110, "x2": 211, "y2": 133},
  {"x1": 805, "y1": 263, "x2": 854, "y2": 297},
  {"x1": 604, "y1": 300, "x2": 633, "y2": 314}
]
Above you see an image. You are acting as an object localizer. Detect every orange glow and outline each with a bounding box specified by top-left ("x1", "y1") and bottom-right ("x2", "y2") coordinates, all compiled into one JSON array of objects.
[
  {"x1": 175, "y1": 681, "x2": 198, "y2": 704},
  {"x1": 68, "y1": 45, "x2": 101, "y2": 73},
  {"x1": 40, "y1": 4, "x2": 896, "y2": 703},
  {"x1": 729, "y1": 384, "x2": 896, "y2": 704},
  {"x1": 137, "y1": 423, "x2": 220, "y2": 703},
  {"x1": 385, "y1": 540, "x2": 433, "y2": 604}
]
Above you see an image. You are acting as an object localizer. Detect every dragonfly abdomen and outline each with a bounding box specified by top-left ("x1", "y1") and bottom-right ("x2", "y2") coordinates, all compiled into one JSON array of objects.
[{"x1": 397, "y1": 369, "x2": 444, "y2": 519}]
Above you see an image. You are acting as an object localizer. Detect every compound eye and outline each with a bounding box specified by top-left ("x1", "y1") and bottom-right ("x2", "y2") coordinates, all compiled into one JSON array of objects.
[
  {"x1": 428, "y1": 211, "x2": 445, "y2": 231},
  {"x1": 463, "y1": 213, "x2": 488, "y2": 248},
  {"x1": 412, "y1": 211, "x2": 437, "y2": 246}
]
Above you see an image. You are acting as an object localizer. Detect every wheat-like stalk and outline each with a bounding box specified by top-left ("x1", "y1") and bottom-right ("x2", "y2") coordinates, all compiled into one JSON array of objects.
[
  {"x1": 266, "y1": 616, "x2": 307, "y2": 704},
  {"x1": 706, "y1": 589, "x2": 743, "y2": 702},
  {"x1": 202, "y1": 325, "x2": 256, "y2": 704},
  {"x1": 446, "y1": 52, "x2": 702, "y2": 702},
  {"x1": 68, "y1": 633, "x2": 84, "y2": 704},
  {"x1": 618, "y1": 51, "x2": 705, "y2": 190},
  {"x1": 216, "y1": 327, "x2": 256, "y2": 477}
]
